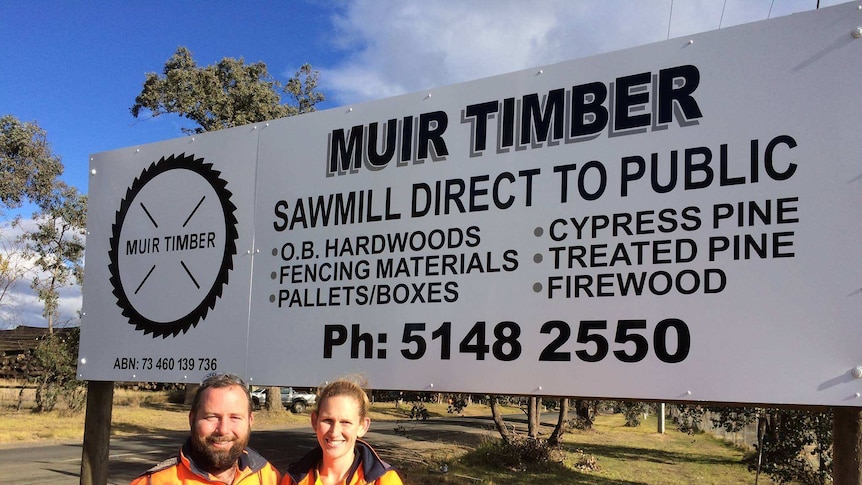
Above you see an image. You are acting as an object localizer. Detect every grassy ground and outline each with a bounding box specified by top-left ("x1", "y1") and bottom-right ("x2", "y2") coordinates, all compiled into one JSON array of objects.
[
  {"x1": 0, "y1": 383, "x2": 311, "y2": 441},
  {"x1": 391, "y1": 411, "x2": 775, "y2": 485},
  {"x1": 0, "y1": 382, "x2": 774, "y2": 484}
]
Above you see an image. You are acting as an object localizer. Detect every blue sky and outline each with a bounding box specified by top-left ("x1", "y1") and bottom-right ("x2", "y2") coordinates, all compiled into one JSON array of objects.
[{"x1": 0, "y1": 0, "x2": 842, "y2": 328}]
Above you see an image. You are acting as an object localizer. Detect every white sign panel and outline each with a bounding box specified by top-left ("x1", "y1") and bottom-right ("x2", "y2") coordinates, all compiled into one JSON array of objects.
[
  {"x1": 79, "y1": 128, "x2": 258, "y2": 382},
  {"x1": 80, "y1": 3, "x2": 862, "y2": 406}
]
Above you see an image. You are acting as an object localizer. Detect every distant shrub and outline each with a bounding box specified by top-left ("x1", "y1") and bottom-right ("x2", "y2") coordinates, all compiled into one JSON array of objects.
[
  {"x1": 465, "y1": 436, "x2": 564, "y2": 472},
  {"x1": 617, "y1": 401, "x2": 650, "y2": 427},
  {"x1": 571, "y1": 449, "x2": 601, "y2": 472}
]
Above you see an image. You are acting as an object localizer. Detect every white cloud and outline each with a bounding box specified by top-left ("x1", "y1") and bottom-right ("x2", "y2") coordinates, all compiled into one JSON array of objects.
[
  {"x1": 0, "y1": 220, "x2": 83, "y2": 330},
  {"x1": 321, "y1": 0, "x2": 843, "y2": 105}
]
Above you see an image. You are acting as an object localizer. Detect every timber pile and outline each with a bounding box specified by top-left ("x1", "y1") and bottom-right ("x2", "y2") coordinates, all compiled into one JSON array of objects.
[
  {"x1": 0, "y1": 326, "x2": 73, "y2": 379},
  {"x1": 0, "y1": 352, "x2": 34, "y2": 380}
]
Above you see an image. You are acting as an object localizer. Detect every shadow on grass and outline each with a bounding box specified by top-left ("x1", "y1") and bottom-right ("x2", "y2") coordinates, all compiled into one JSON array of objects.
[
  {"x1": 370, "y1": 405, "x2": 414, "y2": 419},
  {"x1": 458, "y1": 451, "x2": 646, "y2": 485},
  {"x1": 138, "y1": 401, "x2": 187, "y2": 412},
  {"x1": 408, "y1": 465, "x2": 648, "y2": 485},
  {"x1": 111, "y1": 421, "x2": 171, "y2": 435},
  {"x1": 373, "y1": 416, "x2": 500, "y2": 449},
  {"x1": 567, "y1": 441, "x2": 740, "y2": 467}
]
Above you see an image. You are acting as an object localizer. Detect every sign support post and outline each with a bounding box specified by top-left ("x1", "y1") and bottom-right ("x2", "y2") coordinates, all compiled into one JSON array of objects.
[
  {"x1": 833, "y1": 407, "x2": 862, "y2": 485},
  {"x1": 80, "y1": 380, "x2": 113, "y2": 485}
]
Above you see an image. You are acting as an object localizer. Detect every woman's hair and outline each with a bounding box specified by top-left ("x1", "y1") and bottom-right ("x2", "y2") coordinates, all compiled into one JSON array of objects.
[{"x1": 316, "y1": 376, "x2": 371, "y2": 418}]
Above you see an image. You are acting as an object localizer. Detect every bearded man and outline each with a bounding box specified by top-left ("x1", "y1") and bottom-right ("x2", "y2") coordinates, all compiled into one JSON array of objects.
[{"x1": 130, "y1": 373, "x2": 279, "y2": 485}]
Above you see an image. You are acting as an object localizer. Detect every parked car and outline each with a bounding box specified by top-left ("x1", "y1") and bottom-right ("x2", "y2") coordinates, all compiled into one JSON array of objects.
[{"x1": 250, "y1": 387, "x2": 317, "y2": 413}]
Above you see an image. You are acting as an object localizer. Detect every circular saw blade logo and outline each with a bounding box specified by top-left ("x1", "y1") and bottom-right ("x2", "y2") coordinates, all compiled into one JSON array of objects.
[{"x1": 108, "y1": 153, "x2": 239, "y2": 338}]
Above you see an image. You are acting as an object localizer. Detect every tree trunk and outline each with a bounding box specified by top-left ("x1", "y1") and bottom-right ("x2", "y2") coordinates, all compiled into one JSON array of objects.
[
  {"x1": 489, "y1": 396, "x2": 511, "y2": 443},
  {"x1": 16, "y1": 385, "x2": 25, "y2": 411},
  {"x1": 575, "y1": 400, "x2": 595, "y2": 429},
  {"x1": 755, "y1": 413, "x2": 768, "y2": 485},
  {"x1": 528, "y1": 397, "x2": 540, "y2": 438},
  {"x1": 548, "y1": 398, "x2": 569, "y2": 445},
  {"x1": 34, "y1": 376, "x2": 45, "y2": 412},
  {"x1": 264, "y1": 386, "x2": 284, "y2": 413}
]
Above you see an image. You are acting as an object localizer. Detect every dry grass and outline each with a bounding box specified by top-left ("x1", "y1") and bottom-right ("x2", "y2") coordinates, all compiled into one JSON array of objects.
[
  {"x1": 0, "y1": 383, "x2": 774, "y2": 484},
  {"x1": 561, "y1": 413, "x2": 776, "y2": 485},
  {"x1": 0, "y1": 385, "x2": 505, "y2": 442},
  {"x1": 393, "y1": 413, "x2": 776, "y2": 485},
  {"x1": 0, "y1": 381, "x2": 316, "y2": 442}
]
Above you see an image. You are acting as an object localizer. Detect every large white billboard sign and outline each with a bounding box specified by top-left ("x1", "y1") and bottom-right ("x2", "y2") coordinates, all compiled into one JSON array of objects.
[{"x1": 79, "y1": 3, "x2": 862, "y2": 406}]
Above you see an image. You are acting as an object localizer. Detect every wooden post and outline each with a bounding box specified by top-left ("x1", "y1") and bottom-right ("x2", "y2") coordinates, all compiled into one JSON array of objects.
[
  {"x1": 833, "y1": 407, "x2": 862, "y2": 485},
  {"x1": 80, "y1": 381, "x2": 114, "y2": 485}
]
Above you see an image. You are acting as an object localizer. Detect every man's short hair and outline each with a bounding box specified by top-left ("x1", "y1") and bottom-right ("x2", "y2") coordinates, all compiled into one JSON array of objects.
[{"x1": 190, "y1": 373, "x2": 252, "y2": 415}]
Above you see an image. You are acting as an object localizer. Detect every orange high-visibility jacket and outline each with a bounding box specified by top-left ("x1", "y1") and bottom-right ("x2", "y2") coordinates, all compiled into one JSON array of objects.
[
  {"x1": 130, "y1": 440, "x2": 279, "y2": 485},
  {"x1": 281, "y1": 440, "x2": 402, "y2": 485}
]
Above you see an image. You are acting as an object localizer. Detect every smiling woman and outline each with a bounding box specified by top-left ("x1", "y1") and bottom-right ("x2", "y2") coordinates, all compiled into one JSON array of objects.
[{"x1": 282, "y1": 378, "x2": 403, "y2": 485}]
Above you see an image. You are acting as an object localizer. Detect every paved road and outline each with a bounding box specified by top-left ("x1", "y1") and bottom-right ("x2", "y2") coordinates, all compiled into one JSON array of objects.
[{"x1": 0, "y1": 416, "x2": 502, "y2": 484}]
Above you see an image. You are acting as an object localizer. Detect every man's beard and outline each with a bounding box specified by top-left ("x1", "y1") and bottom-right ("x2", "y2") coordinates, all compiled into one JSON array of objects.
[{"x1": 190, "y1": 431, "x2": 249, "y2": 475}]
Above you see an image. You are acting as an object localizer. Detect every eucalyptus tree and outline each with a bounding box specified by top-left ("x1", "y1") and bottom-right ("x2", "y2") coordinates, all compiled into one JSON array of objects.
[
  {"x1": 131, "y1": 46, "x2": 324, "y2": 134},
  {"x1": 18, "y1": 181, "x2": 86, "y2": 334},
  {"x1": 0, "y1": 114, "x2": 63, "y2": 213},
  {"x1": 0, "y1": 115, "x2": 66, "y2": 319}
]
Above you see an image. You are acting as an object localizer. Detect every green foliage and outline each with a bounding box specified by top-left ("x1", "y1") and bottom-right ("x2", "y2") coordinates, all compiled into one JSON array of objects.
[
  {"x1": 131, "y1": 46, "x2": 324, "y2": 134},
  {"x1": 32, "y1": 327, "x2": 85, "y2": 413},
  {"x1": 617, "y1": 401, "x2": 650, "y2": 427},
  {"x1": 674, "y1": 404, "x2": 708, "y2": 434},
  {"x1": 447, "y1": 397, "x2": 468, "y2": 414},
  {"x1": 708, "y1": 406, "x2": 759, "y2": 433},
  {"x1": 672, "y1": 404, "x2": 832, "y2": 485},
  {"x1": 0, "y1": 115, "x2": 63, "y2": 213},
  {"x1": 17, "y1": 182, "x2": 86, "y2": 330},
  {"x1": 752, "y1": 409, "x2": 832, "y2": 485},
  {"x1": 569, "y1": 400, "x2": 598, "y2": 430},
  {"x1": 0, "y1": 237, "x2": 29, "y2": 312},
  {"x1": 409, "y1": 402, "x2": 429, "y2": 420},
  {"x1": 0, "y1": 114, "x2": 84, "y2": 410}
]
